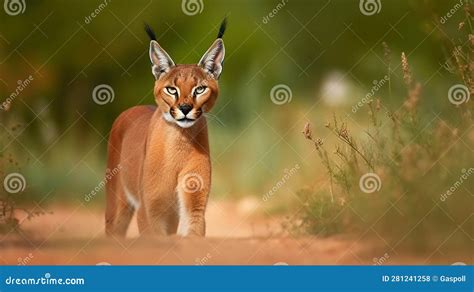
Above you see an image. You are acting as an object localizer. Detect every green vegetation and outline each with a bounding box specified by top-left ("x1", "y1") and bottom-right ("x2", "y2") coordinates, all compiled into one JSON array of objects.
[
  {"x1": 0, "y1": 0, "x2": 472, "y2": 244},
  {"x1": 298, "y1": 15, "x2": 473, "y2": 250}
]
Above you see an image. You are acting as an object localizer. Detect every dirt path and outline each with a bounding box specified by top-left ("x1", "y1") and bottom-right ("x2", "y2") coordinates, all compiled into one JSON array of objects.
[
  {"x1": 0, "y1": 199, "x2": 462, "y2": 265},
  {"x1": 7, "y1": 197, "x2": 282, "y2": 239}
]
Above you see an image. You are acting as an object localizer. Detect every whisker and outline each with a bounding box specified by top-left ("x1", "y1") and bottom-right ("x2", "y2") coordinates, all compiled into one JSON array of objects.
[{"x1": 204, "y1": 113, "x2": 226, "y2": 127}]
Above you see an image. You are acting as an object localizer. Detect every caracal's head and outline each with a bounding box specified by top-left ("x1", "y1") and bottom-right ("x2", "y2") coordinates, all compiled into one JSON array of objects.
[{"x1": 146, "y1": 19, "x2": 226, "y2": 129}]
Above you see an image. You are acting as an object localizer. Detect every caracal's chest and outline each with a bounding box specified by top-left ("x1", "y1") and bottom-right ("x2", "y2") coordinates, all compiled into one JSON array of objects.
[{"x1": 140, "y1": 117, "x2": 209, "y2": 196}]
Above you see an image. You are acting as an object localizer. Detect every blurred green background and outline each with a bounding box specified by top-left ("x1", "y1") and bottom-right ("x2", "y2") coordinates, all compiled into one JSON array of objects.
[{"x1": 0, "y1": 0, "x2": 470, "y2": 206}]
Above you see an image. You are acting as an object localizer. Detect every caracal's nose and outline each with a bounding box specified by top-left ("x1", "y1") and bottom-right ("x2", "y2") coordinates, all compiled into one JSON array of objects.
[{"x1": 179, "y1": 104, "x2": 193, "y2": 115}]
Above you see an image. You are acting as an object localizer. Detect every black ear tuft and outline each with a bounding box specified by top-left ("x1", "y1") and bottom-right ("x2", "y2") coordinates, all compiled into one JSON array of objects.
[
  {"x1": 217, "y1": 17, "x2": 227, "y2": 39},
  {"x1": 144, "y1": 23, "x2": 157, "y2": 41}
]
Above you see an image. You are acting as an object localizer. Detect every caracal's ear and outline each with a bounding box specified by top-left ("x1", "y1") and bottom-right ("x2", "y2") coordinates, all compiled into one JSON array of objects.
[
  {"x1": 198, "y1": 18, "x2": 227, "y2": 79},
  {"x1": 149, "y1": 41, "x2": 175, "y2": 79},
  {"x1": 145, "y1": 23, "x2": 175, "y2": 79}
]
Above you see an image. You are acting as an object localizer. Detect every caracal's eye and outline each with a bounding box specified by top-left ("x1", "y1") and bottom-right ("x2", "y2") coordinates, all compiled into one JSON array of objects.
[
  {"x1": 194, "y1": 86, "x2": 207, "y2": 95},
  {"x1": 165, "y1": 87, "x2": 178, "y2": 96}
]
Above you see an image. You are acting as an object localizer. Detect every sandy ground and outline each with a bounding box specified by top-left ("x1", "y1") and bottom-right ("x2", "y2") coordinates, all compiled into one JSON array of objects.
[{"x1": 0, "y1": 198, "x2": 466, "y2": 265}]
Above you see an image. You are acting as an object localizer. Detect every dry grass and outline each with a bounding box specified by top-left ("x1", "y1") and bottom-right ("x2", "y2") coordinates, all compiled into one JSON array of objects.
[
  {"x1": 0, "y1": 113, "x2": 46, "y2": 233},
  {"x1": 296, "y1": 9, "x2": 474, "y2": 251}
]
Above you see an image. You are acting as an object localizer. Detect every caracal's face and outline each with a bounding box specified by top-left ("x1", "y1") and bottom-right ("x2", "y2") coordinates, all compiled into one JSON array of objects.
[
  {"x1": 154, "y1": 66, "x2": 218, "y2": 128},
  {"x1": 149, "y1": 35, "x2": 224, "y2": 129}
]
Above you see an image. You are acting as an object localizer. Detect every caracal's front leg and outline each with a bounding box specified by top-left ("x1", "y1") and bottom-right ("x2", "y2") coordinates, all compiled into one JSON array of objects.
[
  {"x1": 177, "y1": 162, "x2": 211, "y2": 237},
  {"x1": 141, "y1": 176, "x2": 178, "y2": 236}
]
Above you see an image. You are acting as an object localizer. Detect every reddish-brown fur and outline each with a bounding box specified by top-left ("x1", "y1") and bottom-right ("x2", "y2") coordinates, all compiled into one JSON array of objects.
[
  {"x1": 106, "y1": 61, "x2": 222, "y2": 237},
  {"x1": 106, "y1": 20, "x2": 225, "y2": 237}
]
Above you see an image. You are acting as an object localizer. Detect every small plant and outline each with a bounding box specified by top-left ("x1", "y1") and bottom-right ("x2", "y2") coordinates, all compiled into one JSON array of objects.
[
  {"x1": 0, "y1": 107, "x2": 47, "y2": 234},
  {"x1": 297, "y1": 7, "x2": 474, "y2": 251},
  {"x1": 0, "y1": 196, "x2": 19, "y2": 233}
]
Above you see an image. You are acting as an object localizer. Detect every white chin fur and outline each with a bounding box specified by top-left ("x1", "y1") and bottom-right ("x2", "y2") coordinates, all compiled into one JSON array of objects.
[
  {"x1": 163, "y1": 113, "x2": 197, "y2": 128},
  {"x1": 176, "y1": 120, "x2": 196, "y2": 128},
  {"x1": 163, "y1": 112, "x2": 174, "y2": 122}
]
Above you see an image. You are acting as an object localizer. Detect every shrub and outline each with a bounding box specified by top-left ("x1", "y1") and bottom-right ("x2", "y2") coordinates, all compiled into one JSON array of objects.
[{"x1": 297, "y1": 16, "x2": 473, "y2": 251}]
